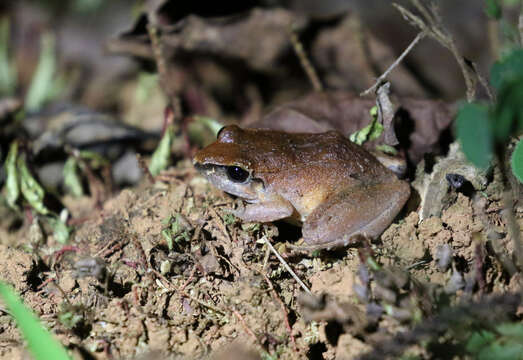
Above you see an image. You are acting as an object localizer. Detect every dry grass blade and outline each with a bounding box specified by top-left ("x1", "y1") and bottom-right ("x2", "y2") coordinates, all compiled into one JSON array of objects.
[
  {"x1": 360, "y1": 31, "x2": 426, "y2": 96},
  {"x1": 289, "y1": 25, "x2": 323, "y2": 92},
  {"x1": 261, "y1": 236, "x2": 312, "y2": 295}
]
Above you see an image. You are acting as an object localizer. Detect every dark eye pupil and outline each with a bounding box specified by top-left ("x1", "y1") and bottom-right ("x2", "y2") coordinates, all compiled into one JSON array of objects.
[{"x1": 226, "y1": 166, "x2": 249, "y2": 183}]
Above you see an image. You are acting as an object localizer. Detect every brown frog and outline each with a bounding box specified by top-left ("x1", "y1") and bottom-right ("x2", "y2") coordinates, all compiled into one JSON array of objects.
[{"x1": 193, "y1": 125, "x2": 410, "y2": 250}]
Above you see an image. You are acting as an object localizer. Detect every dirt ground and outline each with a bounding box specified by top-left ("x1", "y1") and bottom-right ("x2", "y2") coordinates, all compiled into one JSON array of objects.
[
  {"x1": 1, "y1": 1, "x2": 523, "y2": 359},
  {"x1": 0, "y1": 153, "x2": 521, "y2": 359}
]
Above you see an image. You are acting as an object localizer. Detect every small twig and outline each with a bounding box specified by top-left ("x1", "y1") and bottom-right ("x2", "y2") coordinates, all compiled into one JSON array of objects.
[
  {"x1": 261, "y1": 272, "x2": 299, "y2": 353},
  {"x1": 289, "y1": 25, "x2": 323, "y2": 92},
  {"x1": 232, "y1": 309, "x2": 259, "y2": 343},
  {"x1": 179, "y1": 265, "x2": 199, "y2": 292},
  {"x1": 208, "y1": 207, "x2": 232, "y2": 243},
  {"x1": 474, "y1": 242, "x2": 486, "y2": 293},
  {"x1": 361, "y1": 31, "x2": 426, "y2": 96},
  {"x1": 261, "y1": 236, "x2": 312, "y2": 295},
  {"x1": 36, "y1": 277, "x2": 56, "y2": 291},
  {"x1": 121, "y1": 259, "x2": 139, "y2": 269},
  {"x1": 405, "y1": 259, "x2": 430, "y2": 270},
  {"x1": 131, "y1": 234, "x2": 148, "y2": 269},
  {"x1": 471, "y1": 62, "x2": 495, "y2": 101},
  {"x1": 53, "y1": 245, "x2": 80, "y2": 263},
  {"x1": 208, "y1": 241, "x2": 240, "y2": 276},
  {"x1": 151, "y1": 268, "x2": 226, "y2": 315},
  {"x1": 393, "y1": 2, "x2": 479, "y2": 102},
  {"x1": 37, "y1": 278, "x2": 72, "y2": 306},
  {"x1": 101, "y1": 240, "x2": 125, "y2": 259},
  {"x1": 146, "y1": 11, "x2": 182, "y2": 121},
  {"x1": 136, "y1": 154, "x2": 155, "y2": 184},
  {"x1": 262, "y1": 246, "x2": 271, "y2": 271}
]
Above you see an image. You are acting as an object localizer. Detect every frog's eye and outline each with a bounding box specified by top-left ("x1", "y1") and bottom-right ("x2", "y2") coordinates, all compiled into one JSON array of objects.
[
  {"x1": 216, "y1": 126, "x2": 226, "y2": 139},
  {"x1": 226, "y1": 166, "x2": 250, "y2": 183}
]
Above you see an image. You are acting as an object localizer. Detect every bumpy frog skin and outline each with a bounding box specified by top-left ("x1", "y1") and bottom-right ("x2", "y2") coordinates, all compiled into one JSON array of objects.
[{"x1": 193, "y1": 125, "x2": 410, "y2": 250}]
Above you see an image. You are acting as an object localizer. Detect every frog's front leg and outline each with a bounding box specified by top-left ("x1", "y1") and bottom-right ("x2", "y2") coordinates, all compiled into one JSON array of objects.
[{"x1": 233, "y1": 199, "x2": 294, "y2": 223}]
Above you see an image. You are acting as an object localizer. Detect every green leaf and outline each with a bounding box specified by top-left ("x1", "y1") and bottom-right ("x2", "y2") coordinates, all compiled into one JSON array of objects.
[
  {"x1": 135, "y1": 72, "x2": 158, "y2": 103},
  {"x1": 490, "y1": 49, "x2": 523, "y2": 90},
  {"x1": 479, "y1": 343, "x2": 523, "y2": 360},
  {"x1": 4, "y1": 141, "x2": 19, "y2": 209},
  {"x1": 188, "y1": 115, "x2": 223, "y2": 147},
  {"x1": 17, "y1": 155, "x2": 49, "y2": 215},
  {"x1": 192, "y1": 115, "x2": 224, "y2": 137},
  {"x1": 77, "y1": 150, "x2": 109, "y2": 169},
  {"x1": 63, "y1": 157, "x2": 84, "y2": 197},
  {"x1": 0, "y1": 17, "x2": 17, "y2": 96},
  {"x1": 511, "y1": 139, "x2": 523, "y2": 183},
  {"x1": 46, "y1": 215, "x2": 70, "y2": 244},
  {"x1": 350, "y1": 106, "x2": 383, "y2": 145},
  {"x1": 485, "y1": 0, "x2": 502, "y2": 19},
  {"x1": 25, "y1": 33, "x2": 61, "y2": 112},
  {"x1": 496, "y1": 322, "x2": 523, "y2": 339},
  {"x1": 493, "y1": 76, "x2": 523, "y2": 142},
  {"x1": 149, "y1": 123, "x2": 175, "y2": 176},
  {"x1": 456, "y1": 103, "x2": 493, "y2": 169},
  {"x1": 375, "y1": 144, "x2": 398, "y2": 155},
  {"x1": 161, "y1": 229, "x2": 174, "y2": 252},
  {"x1": 58, "y1": 309, "x2": 83, "y2": 330},
  {"x1": 72, "y1": 0, "x2": 103, "y2": 13},
  {"x1": 466, "y1": 330, "x2": 496, "y2": 353},
  {"x1": 0, "y1": 282, "x2": 71, "y2": 360}
]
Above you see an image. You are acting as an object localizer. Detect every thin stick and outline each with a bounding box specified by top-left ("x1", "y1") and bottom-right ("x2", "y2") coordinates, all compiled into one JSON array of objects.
[
  {"x1": 405, "y1": 259, "x2": 430, "y2": 270},
  {"x1": 472, "y1": 62, "x2": 495, "y2": 101},
  {"x1": 151, "y1": 268, "x2": 226, "y2": 315},
  {"x1": 261, "y1": 272, "x2": 299, "y2": 353},
  {"x1": 360, "y1": 31, "x2": 426, "y2": 96},
  {"x1": 232, "y1": 309, "x2": 259, "y2": 343},
  {"x1": 179, "y1": 265, "x2": 198, "y2": 292},
  {"x1": 208, "y1": 207, "x2": 232, "y2": 243},
  {"x1": 136, "y1": 154, "x2": 155, "y2": 184},
  {"x1": 393, "y1": 2, "x2": 479, "y2": 102},
  {"x1": 289, "y1": 26, "x2": 323, "y2": 92},
  {"x1": 146, "y1": 13, "x2": 182, "y2": 121},
  {"x1": 261, "y1": 236, "x2": 312, "y2": 295}
]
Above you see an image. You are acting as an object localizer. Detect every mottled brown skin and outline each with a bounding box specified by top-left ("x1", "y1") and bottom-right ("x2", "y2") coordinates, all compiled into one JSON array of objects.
[{"x1": 193, "y1": 125, "x2": 410, "y2": 249}]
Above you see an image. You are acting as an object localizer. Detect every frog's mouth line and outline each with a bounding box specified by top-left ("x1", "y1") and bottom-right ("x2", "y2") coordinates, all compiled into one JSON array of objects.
[{"x1": 194, "y1": 163, "x2": 262, "y2": 202}]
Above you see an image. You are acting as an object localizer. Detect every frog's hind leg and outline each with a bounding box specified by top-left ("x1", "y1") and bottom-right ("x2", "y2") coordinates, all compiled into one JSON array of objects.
[{"x1": 302, "y1": 181, "x2": 410, "y2": 249}]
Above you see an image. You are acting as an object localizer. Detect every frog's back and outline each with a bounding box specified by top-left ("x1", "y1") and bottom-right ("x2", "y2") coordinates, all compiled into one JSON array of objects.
[
  {"x1": 255, "y1": 129, "x2": 393, "y2": 185},
  {"x1": 248, "y1": 129, "x2": 398, "y2": 219}
]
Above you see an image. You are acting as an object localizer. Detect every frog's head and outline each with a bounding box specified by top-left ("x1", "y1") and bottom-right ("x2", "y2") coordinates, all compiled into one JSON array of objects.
[{"x1": 193, "y1": 125, "x2": 262, "y2": 201}]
